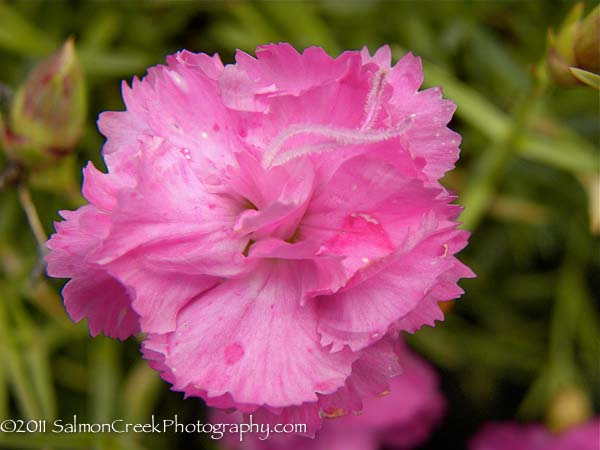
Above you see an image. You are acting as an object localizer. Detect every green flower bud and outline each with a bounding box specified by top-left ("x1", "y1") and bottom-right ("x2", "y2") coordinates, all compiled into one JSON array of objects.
[
  {"x1": 546, "y1": 3, "x2": 583, "y2": 86},
  {"x1": 546, "y1": 385, "x2": 593, "y2": 433},
  {"x1": 546, "y1": 3, "x2": 600, "y2": 87},
  {"x1": 574, "y1": 4, "x2": 600, "y2": 73},
  {"x1": 3, "y1": 38, "x2": 86, "y2": 166}
]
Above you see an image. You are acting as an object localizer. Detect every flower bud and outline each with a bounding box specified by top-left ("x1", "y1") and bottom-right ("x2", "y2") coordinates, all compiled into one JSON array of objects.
[
  {"x1": 546, "y1": 385, "x2": 593, "y2": 433},
  {"x1": 546, "y1": 3, "x2": 600, "y2": 87},
  {"x1": 574, "y1": 4, "x2": 600, "y2": 73},
  {"x1": 546, "y1": 3, "x2": 583, "y2": 86},
  {"x1": 3, "y1": 38, "x2": 86, "y2": 166}
]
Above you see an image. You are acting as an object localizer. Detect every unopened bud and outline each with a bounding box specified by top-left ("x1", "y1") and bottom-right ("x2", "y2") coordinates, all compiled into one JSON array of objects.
[
  {"x1": 546, "y1": 3, "x2": 600, "y2": 87},
  {"x1": 546, "y1": 3, "x2": 583, "y2": 86},
  {"x1": 3, "y1": 38, "x2": 86, "y2": 166},
  {"x1": 574, "y1": 4, "x2": 600, "y2": 73},
  {"x1": 546, "y1": 385, "x2": 593, "y2": 433}
]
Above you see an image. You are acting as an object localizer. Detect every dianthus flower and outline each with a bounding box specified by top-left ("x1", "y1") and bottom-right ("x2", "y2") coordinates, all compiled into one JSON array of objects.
[
  {"x1": 46, "y1": 43, "x2": 473, "y2": 432},
  {"x1": 469, "y1": 419, "x2": 600, "y2": 450},
  {"x1": 212, "y1": 342, "x2": 446, "y2": 450}
]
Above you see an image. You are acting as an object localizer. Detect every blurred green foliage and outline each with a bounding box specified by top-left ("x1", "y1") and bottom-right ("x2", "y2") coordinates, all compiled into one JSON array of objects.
[{"x1": 0, "y1": 1, "x2": 598, "y2": 449}]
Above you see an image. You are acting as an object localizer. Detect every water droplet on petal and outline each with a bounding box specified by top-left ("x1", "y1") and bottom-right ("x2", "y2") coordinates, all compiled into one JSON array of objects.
[
  {"x1": 180, "y1": 148, "x2": 191, "y2": 160},
  {"x1": 167, "y1": 70, "x2": 188, "y2": 92}
]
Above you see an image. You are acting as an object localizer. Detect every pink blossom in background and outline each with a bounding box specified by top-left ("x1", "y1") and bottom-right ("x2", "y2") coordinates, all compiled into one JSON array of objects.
[
  {"x1": 469, "y1": 418, "x2": 600, "y2": 450},
  {"x1": 212, "y1": 342, "x2": 446, "y2": 450},
  {"x1": 46, "y1": 43, "x2": 474, "y2": 432}
]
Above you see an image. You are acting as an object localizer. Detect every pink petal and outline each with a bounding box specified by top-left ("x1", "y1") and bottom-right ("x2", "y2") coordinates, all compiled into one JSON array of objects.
[
  {"x1": 146, "y1": 263, "x2": 358, "y2": 407},
  {"x1": 103, "y1": 253, "x2": 220, "y2": 334},
  {"x1": 317, "y1": 227, "x2": 469, "y2": 352},
  {"x1": 91, "y1": 138, "x2": 250, "y2": 277},
  {"x1": 62, "y1": 272, "x2": 138, "y2": 340}
]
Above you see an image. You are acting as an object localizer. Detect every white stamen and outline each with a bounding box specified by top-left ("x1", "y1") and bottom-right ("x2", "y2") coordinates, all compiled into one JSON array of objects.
[
  {"x1": 356, "y1": 213, "x2": 379, "y2": 224},
  {"x1": 264, "y1": 115, "x2": 413, "y2": 167},
  {"x1": 361, "y1": 69, "x2": 388, "y2": 130}
]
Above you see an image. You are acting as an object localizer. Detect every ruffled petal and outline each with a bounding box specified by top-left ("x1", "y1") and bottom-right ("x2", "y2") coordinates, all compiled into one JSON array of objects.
[
  {"x1": 91, "y1": 138, "x2": 251, "y2": 278},
  {"x1": 62, "y1": 271, "x2": 138, "y2": 340},
  {"x1": 103, "y1": 254, "x2": 219, "y2": 334},
  {"x1": 46, "y1": 205, "x2": 138, "y2": 340},
  {"x1": 146, "y1": 263, "x2": 358, "y2": 407},
  {"x1": 317, "y1": 227, "x2": 470, "y2": 352}
]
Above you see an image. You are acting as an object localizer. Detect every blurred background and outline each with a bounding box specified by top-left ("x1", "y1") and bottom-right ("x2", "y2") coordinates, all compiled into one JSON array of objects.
[{"x1": 0, "y1": 1, "x2": 598, "y2": 449}]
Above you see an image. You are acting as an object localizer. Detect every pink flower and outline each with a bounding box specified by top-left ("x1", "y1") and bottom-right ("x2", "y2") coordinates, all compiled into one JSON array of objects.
[
  {"x1": 469, "y1": 419, "x2": 600, "y2": 450},
  {"x1": 46, "y1": 43, "x2": 473, "y2": 431},
  {"x1": 212, "y1": 342, "x2": 446, "y2": 450}
]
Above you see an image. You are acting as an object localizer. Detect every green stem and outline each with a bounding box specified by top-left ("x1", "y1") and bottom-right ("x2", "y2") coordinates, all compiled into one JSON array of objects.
[
  {"x1": 0, "y1": 358, "x2": 7, "y2": 421},
  {"x1": 17, "y1": 183, "x2": 49, "y2": 280},
  {"x1": 7, "y1": 279, "x2": 57, "y2": 420},
  {"x1": 420, "y1": 57, "x2": 597, "y2": 175},
  {"x1": 121, "y1": 362, "x2": 163, "y2": 424},
  {"x1": 0, "y1": 295, "x2": 43, "y2": 419},
  {"x1": 518, "y1": 257, "x2": 584, "y2": 419},
  {"x1": 90, "y1": 338, "x2": 120, "y2": 424},
  {"x1": 0, "y1": 165, "x2": 21, "y2": 191},
  {"x1": 459, "y1": 73, "x2": 549, "y2": 230},
  {"x1": 17, "y1": 184, "x2": 47, "y2": 252}
]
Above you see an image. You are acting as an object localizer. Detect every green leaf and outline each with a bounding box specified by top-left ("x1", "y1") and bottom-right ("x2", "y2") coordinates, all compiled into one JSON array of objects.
[
  {"x1": 569, "y1": 67, "x2": 600, "y2": 90},
  {"x1": 0, "y1": 1, "x2": 56, "y2": 56}
]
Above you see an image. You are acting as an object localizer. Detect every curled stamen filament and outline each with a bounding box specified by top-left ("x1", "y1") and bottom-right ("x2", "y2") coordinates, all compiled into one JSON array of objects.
[
  {"x1": 361, "y1": 69, "x2": 388, "y2": 131},
  {"x1": 264, "y1": 115, "x2": 413, "y2": 168}
]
